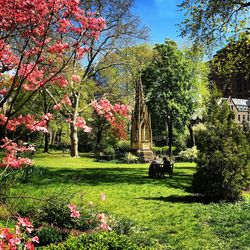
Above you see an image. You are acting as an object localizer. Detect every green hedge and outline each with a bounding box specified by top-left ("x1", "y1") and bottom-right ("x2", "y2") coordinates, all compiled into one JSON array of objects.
[
  {"x1": 44, "y1": 231, "x2": 140, "y2": 250},
  {"x1": 152, "y1": 146, "x2": 176, "y2": 154}
]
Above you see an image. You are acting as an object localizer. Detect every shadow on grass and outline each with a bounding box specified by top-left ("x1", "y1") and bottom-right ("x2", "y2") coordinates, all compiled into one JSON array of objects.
[
  {"x1": 25, "y1": 166, "x2": 194, "y2": 191},
  {"x1": 176, "y1": 166, "x2": 197, "y2": 171},
  {"x1": 140, "y1": 195, "x2": 214, "y2": 204}
]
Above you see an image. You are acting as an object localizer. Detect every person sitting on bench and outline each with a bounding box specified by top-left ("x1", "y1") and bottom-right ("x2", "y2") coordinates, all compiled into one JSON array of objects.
[
  {"x1": 148, "y1": 157, "x2": 160, "y2": 178},
  {"x1": 163, "y1": 157, "x2": 173, "y2": 178}
]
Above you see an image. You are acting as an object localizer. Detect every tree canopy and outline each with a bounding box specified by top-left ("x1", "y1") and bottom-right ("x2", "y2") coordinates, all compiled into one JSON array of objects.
[
  {"x1": 210, "y1": 33, "x2": 250, "y2": 97},
  {"x1": 179, "y1": 0, "x2": 250, "y2": 49},
  {"x1": 143, "y1": 39, "x2": 194, "y2": 156}
]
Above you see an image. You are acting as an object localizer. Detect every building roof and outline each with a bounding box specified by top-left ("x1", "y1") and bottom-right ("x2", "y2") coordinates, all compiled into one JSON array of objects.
[
  {"x1": 231, "y1": 98, "x2": 250, "y2": 112},
  {"x1": 232, "y1": 98, "x2": 250, "y2": 107},
  {"x1": 220, "y1": 97, "x2": 250, "y2": 112}
]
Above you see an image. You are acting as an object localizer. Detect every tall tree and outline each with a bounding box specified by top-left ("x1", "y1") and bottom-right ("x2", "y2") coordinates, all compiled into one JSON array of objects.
[
  {"x1": 183, "y1": 47, "x2": 210, "y2": 146},
  {"x1": 0, "y1": 0, "x2": 106, "y2": 168},
  {"x1": 44, "y1": 0, "x2": 148, "y2": 157},
  {"x1": 210, "y1": 33, "x2": 250, "y2": 98},
  {"x1": 192, "y1": 97, "x2": 249, "y2": 201},
  {"x1": 143, "y1": 39, "x2": 194, "y2": 158},
  {"x1": 179, "y1": 0, "x2": 250, "y2": 49}
]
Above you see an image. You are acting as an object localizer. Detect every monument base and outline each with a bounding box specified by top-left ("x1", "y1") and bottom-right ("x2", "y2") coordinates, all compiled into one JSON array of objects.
[{"x1": 133, "y1": 149, "x2": 154, "y2": 162}]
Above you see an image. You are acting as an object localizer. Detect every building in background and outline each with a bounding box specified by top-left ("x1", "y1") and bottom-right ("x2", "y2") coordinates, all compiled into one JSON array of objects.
[{"x1": 224, "y1": 97, "x2": 250, "y2": 125}]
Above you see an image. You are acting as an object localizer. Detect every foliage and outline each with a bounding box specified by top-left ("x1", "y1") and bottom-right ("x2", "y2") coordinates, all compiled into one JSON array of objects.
[
  {"x1": 45, "y1": 0, "x2": 148, "y2": 157},
  {"x1": 37, "y1": 226, "x2": 63, "y2": 246},
  {"x1": 34, "y1": 196, "x2": 104, "y2": 233},
  {"x1": 210, "y1": 33, "x2": 250, "y2": 96},
  {"x1": 116, "y1": 141, "x2": 131, "y2": 153},
  {"x1": 38, "y1": 196, "x2": 75, "y2": 230},
  {"x1": 192, "y1": 98, "x2": 250, "y2": 201},
  {"x1": 143, "y1": 39, "x2": 195, "y2": 157},
  {"x1": 179, "y1": 0, "x2": 250, "y2": 48},
  {"x1": 4, "y1": 152, "x2": 250, "y2": 249},
  {"x1": 152, "y1": 146, "x2": 177, "y2": 155},
  {"x1": 192, "y1": 123, "x2": 207, "y2": 149},
  {"x1": 178, "y1": 146, "x2": 198, "y2": 162},
  {"x1": 44, "y1": 231, "x2": 140, "y2": 250},
  {"x1": 109, "y1": 215, "x2": 137, "y2": 235},
  {"x1": 0, "y1": 166, "x2": 50, "y2": 209},
  {"x1": 0, "y1": 217, "x2": 39, "y2": 250},
  {"x1": 123, "y1": 153, "x2": 139, "y2": 164}
]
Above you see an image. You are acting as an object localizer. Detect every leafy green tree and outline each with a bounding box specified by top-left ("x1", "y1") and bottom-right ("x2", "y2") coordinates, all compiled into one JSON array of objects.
[
  {"x1": 210, "y1": 33, "x2": 250, "y2": 97},
  {"x1": 183, "y1": 47, "x2": 210, "y2": 146},
  {"x1": 179, "y1": 0, "x2": 250, "y2": 48},
  {"x1": 143, "y1": 39, "x2": 194, "y2": 157},
  {"x1": 192, "y1": 98, "x2": 250, "y2": 201}
]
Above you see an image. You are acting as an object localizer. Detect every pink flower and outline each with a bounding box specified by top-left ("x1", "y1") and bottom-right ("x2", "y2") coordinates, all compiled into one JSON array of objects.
[
  {"x1": 25, "y1": 241, "x2": 34, "y2": 250},
  {"x1": 67, "y1": 204, "x2": 81, "y2": 219},
  {"x1": 61, "y1": 95, "x2": 72, "y2": 106},
  {"x1": 48, "y1": 41, "x2": 69, "y2": 54},
  {"x1": 97, "y1": 213, "x2": 105, "y2": 223},
  {"x1": 67, "y1": 204, "x2": 76, "y2": 210},
  {"x1": 99, "y1": 222, "x2": 111, "y2": 231},
  {"x1": 71, "y1": 210, "x2": 80, "y2": 219},
  {"x1": 53, "y1": 103, "x2": 62, "y2": 110},
  {"x1": 83, "y1": 125, "x2": 92, "y2": 133},
  {"x1": 71, "y1": 74, "x2": 81, "y2": 82},
  {"x1": 17, "y1": 217, "x2": 33, "y2": 233},
  {"x1": 31, "y1": 236, "x2": 39, "y2": 243},
  {"x1": 9, "y1": 237, "x2": 21, "y2": 246},
  {"x1": 0, "y1": 88, "x2": 7, "y2": 96}
]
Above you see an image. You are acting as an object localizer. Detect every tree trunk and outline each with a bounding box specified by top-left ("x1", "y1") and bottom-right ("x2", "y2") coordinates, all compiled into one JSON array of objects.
[
  {"x1": 70, "y1": 92, "x2": 80, "y2": 157},
  {"x1": 58, "y1": 127, "x2": 62, "y2": 146},
  {"x1": 95, "y1": 130, "x2": 102, "y2": 153},
  {"x1": 44, "y1": 132, "x2": 49, "y2": 153},
  {"x1": 40, "y1": 134, "x2": 44, "y2": 148},
  {"x1": 167, "y1": 115, "x2": 173, "y2": 159},
  {"x1": 188, "y1": 122, "x2": 195, "y2": 147},
  {"x1": 42, "y1": 89, "x2": 50, "y2": 153},
  {"x1": 70, "y1": 122, "x2": 79, "y2": 157}
]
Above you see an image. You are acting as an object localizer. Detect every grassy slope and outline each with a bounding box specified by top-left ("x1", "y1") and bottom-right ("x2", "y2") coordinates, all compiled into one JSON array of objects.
[{"x1": 6, "y1": 152, "x2": 250, "y2": 249}]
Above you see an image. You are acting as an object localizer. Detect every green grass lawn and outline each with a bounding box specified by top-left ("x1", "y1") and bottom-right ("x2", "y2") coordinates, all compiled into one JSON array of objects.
[{"x1": 5, "y1": 152, "x2": 250, "y2": 249}]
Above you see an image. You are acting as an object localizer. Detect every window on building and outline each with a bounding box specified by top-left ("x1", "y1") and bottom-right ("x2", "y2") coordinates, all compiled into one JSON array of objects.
[
  {"x1": 230, "y1": 105, "x2": 233, "y2": 110},
  {"x1": 247, "y1": 115, "x2": 249, "y2": 122},
  {"x1": 238, "y1": 114, "x2": 241, "y2": 121},
  {"x1": 243, "y1": 115, "x2": 245, "y2": 121}
]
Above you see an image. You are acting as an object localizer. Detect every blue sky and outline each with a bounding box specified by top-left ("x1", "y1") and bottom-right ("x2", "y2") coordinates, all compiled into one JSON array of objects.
[{"x1": 133, "y1": 0, "x2": 184, "y2": 45}]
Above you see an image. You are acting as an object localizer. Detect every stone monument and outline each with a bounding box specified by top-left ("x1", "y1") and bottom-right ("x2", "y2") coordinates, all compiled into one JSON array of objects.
[{"x1": 131, "y1": 78, "x2": 154, "y2": 162}]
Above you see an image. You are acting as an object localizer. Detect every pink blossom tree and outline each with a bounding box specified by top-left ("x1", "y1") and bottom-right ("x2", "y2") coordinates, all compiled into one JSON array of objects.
[
  {"x1": 38, "y1": 0, "x2": 146, "y2": 157},
  {"x1": 0, "y1": 0, "x2": 106, "y2": 167}
]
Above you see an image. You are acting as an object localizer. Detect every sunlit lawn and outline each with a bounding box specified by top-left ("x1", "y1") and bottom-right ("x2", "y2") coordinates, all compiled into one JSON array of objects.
[{"x1": 6, "y1": 151, "x2": 250, "y2": 249}]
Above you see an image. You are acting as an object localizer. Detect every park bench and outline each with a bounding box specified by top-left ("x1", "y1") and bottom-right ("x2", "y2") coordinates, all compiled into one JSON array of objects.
[{"x1": 148, "y1": 159, "x2": 174, "y2": 178}]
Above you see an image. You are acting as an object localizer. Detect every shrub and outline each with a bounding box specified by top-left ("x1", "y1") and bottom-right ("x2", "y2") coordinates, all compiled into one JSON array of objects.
[
  {"x1": 152, "y1": 146, "x2": 176, "y2": 155},
  {"x1": 103, "y1": 145, "x2": 115, "y2": 157},
  {"x1": 123, "y1": 153, "x2": 139, "y2": 163},
  {"x1": 116, "y1": 140, "x2": 130, "y2": 153},
  {"x1": 109, "y1": 216, "x2": 137, "y2": 235},
  {"x1": 178, "y1": 146, "x2": 198, "y2": 162},
  {"x1": 37, "y1": 226, "x2": 63, "y2": 246},
  {"x1": 44, "y1": 231, "x2": 140, "y2": 250},
  {"x1": 37, "y1": 196, "x2": 74, "y2": 229},
  {"x1": 152, "y1": 146, "x2": 162, "y2": 154},
  {"x1": 192, "y1": 99, "x2": 250, "y2": 201},
  {"x1": 193, "y1": 123, "x2": 207, "y2": 150}
]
